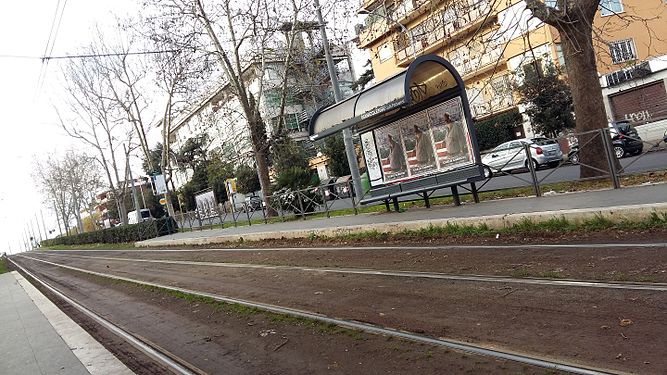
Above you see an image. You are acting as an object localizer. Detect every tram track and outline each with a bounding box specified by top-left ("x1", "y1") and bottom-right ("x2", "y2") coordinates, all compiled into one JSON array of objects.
[
  {"x1": 8, "y1": 257, "x2": 206, "y2": 375},
  {"x1": 34, "y1": 252, "x2": 667, "y2": 292},
  {"x1": 45, "y1": 242, "x2": 667, "y2": 252},
  {"x1": 12, "y1": 254, "x2": 620, "y2": 375}
]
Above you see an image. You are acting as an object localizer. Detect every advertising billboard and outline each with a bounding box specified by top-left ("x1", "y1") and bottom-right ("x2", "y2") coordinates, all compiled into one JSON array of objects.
[{"x1": 362, "y1": 96, "x2": 475, "y2": 187}]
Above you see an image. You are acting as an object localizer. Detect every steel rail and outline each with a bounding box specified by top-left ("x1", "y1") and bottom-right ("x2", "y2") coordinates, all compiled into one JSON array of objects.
[
  {"x1": 8, "y1": 258, "x2": 204, "y2": 375},
  {"x1": 42, "y1": 242, "x2": 667, "y2": 253},
  {"x1": 16, "y1": 255, "x2": 618, "y2": 375},
  {"x1": 37, "y1": 253, "x2": 667, "y2": 292}
]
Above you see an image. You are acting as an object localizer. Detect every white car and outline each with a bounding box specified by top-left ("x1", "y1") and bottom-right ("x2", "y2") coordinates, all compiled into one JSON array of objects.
[
  {"x1": 482, "y1": 138, "x2": 563, "y2": 175},
  {"x1": 127, "y1": 208, "x2": 153, "y2": 225}
]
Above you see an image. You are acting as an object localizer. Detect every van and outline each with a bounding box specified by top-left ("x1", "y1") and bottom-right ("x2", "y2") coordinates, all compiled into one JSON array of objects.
[{"x1": 128, "y1": 209, "x2": 153, "y2": 225}]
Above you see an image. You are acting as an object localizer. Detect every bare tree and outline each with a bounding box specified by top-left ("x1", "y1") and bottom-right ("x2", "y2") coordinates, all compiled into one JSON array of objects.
[
  {"x1": 59, "y1": 51, "x2": 135, "y2": 224},
  {"x1": 141, "y1": 7, "x2": 215, "y2": 216},
  {"x1": 33, "y1": 151, "x2": 103, "y2": 235},
  {"x1": 91, "y1": 27, "x2": 155, "y2": 172}
]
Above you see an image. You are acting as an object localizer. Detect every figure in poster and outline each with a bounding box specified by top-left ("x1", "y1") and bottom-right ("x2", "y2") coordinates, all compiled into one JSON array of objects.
[
  {"x1": 443, "y1": 112, "x2": 466, "y2": 157},
  {"x1": 414, "y1": 125, "x2": 435, "y2": 164},
  {"x1": 387, "y1": 134, "x2": 406, "y2": 172}
]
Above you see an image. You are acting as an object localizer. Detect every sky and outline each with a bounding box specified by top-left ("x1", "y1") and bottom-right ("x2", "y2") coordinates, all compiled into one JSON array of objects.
[
  {"x1": 0, "y1": 1, "x2": 369, "y2": 254},
  {"x1": 0, "y1": 0, "x2": 138, "y2": 253}
]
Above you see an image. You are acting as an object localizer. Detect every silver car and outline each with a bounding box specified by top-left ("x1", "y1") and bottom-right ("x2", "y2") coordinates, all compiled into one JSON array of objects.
[{"x1": 482, "y1": 138, "x2": 563, "y2": 174}]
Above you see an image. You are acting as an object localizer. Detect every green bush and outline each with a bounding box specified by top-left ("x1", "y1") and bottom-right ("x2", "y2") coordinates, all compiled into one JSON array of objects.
[
  {"x1": 474, "y1": 109, "x2": 522, "y2": 151},
  {"x1": 41, "y1": 217, "x2": 178, "y2": 246}
]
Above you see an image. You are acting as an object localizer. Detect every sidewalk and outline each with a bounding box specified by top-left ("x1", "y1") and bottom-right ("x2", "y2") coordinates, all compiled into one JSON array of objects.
[
  {"x1": 138, "y1": 184, "x2": 667, "y2": 247},
  {"x1": 0, "y1": 271, "x2": 132, "y2": 375}
]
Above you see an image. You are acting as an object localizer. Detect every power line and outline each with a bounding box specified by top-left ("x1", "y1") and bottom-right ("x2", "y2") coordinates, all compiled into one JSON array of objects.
[
  {"x1": 43, "y1": 49, "x2": 182, "y2": 61},
  {"x1": 1, "y1": 49, "x2": 182, "y2": 61},
  {"x1": 35, "y1": 0, "x2": 68, "y2": 100}
]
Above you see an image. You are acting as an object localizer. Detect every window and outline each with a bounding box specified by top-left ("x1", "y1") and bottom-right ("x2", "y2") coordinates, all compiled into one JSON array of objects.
[
  {"x1": 264, "y1": 89, "x2": 298, "y2": 108},
  {"x1": 378, "y1": 43, "x2": 392, "y2": 62},
  {"x1": 609, "y1": 39, "x2": 636, "y2": 64},
  {"x1": 555, "y1": 43, "x2": 565, "y2": 68},
  {"x1": 544, "y1": 0, "x2": 557, "y2": 8},
  {"x1": 600, "y1": 0, "x2": 623, "y2": 16}
]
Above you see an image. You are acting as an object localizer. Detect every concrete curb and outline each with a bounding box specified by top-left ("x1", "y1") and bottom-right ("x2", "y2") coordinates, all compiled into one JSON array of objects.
[{"x1": 136, "y1": 202, "x2": 667, "y2": 247}]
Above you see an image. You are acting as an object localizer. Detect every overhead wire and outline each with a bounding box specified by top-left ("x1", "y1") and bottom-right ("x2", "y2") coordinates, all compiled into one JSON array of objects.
[{"x1": 35, "y1": 0, "x2": 69, "y2": 100}]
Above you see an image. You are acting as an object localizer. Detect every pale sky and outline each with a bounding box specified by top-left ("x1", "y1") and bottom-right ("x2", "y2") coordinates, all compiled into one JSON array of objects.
[{"x1": 0, "y1": 0, "x2": 138, "y2": 253}]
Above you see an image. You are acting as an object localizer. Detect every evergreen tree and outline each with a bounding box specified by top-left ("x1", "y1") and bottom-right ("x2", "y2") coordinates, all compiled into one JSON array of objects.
[{"x1": 517, "y1": 63, "x2": 575, "y2": 138}]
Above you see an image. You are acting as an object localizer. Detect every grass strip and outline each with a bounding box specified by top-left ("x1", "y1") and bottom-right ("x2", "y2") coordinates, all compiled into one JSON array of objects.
[
  {"x1": 309, "y1": 212, "x2": 667, "y2": 242},
  {"x1": 75, "y1": 270, "x2": 364, "y2": 339},
  {"x1": 0, "y1": 257, "x2": 8, "y2": 274},
  {"x1": 43, "y1": 243, "x2": 136, "y2": 251}
]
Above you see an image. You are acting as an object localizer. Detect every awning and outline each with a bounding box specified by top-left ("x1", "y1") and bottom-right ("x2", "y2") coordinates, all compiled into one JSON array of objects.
[{"x1": 309, "y1": 55, "x2": 464, "y2": 140}]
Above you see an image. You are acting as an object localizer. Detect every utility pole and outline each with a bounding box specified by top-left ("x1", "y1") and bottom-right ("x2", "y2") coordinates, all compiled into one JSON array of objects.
[
  {"x1": 40, "y1": 210, "x2": 48, "y2": 240},
  {"x1": 52, "y1": 201, "x2": 63, "y2": 236},
  {"x1": 124, "y1": 144, "x2": 142, "y2": 224},
  {"x1": 314, "y1": 0, "x2": 363, "y2": 203},
  {"x1": 34, "y1": 213, "x2": 43, "y2": 243}
]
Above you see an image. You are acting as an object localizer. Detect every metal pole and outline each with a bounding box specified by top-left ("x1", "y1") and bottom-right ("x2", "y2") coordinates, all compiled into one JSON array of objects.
[
  {"x1": 601, "y1": 129, "x2": 621, "y2": 189},
  {"x1": 52, "y1": 201, "x2": 63, "y2": 236},
  {"x1": 34, "y1": 213, "x2": 43, "y2": 242},
  {"x1": 314, "y1": 0, "x2": 363, "y2": 205},
  {"x1": 124, "y1": 144, "x2": 142, "y2": 224},
  {"x1": 524, "y1": 144, "x2": 541, "y2": 197},
  {"x1": 40, "y1": 210, "x2": 48, "y2": 240}
]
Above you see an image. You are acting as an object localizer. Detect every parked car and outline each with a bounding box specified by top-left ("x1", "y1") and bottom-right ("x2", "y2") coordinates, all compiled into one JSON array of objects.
[
  {"x1": 127, "y1": 208, "x2": 153, "y2": 225},
  {"x1": 568, "y1": 121, "x2": 644, "y2": 164},
  {"x1": 609, "y1": 121, "x2": 643, "y2": 158},
  {"x1": 244, "y1": 195, "x2": 263, "y2": 211},
  {"x1": 482, "y1": 138, "x2": 563, "y2": 175}
]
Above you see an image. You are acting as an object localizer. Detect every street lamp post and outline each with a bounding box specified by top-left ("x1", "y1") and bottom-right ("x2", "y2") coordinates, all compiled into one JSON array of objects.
[{"x1": 314, "y1": 0, "x2": 364, "y2": 203}]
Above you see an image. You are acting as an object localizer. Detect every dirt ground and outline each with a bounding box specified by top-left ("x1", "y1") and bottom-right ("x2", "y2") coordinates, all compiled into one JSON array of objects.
[
  {"x1": 11, "y1": 259, "x2": 545, "y2": 375},
  {"x1": 19, "y1": 247, "x2": 667, "y2": 374},
  {"x1": 169, "y1": 227, "x2": 667, "y2": 249},
  {"x1": 53, "y1": 242, "x2": 667, "y2": 283}
]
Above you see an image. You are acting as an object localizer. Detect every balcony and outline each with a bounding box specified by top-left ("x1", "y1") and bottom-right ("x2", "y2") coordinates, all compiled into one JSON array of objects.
[
  {"x1": 471, "y1": 93, "x2": 515, "y2": 119},
  {"x1": 357, "y1": 0, "x2": 433, "y2": 48},
  {"x1": 394, "y1": 3, "x2": 496, "y2": 66}
]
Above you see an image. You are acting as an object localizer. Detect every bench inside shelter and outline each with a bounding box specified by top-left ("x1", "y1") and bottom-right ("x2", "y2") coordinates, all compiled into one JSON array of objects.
[
  {"x1": 359, "y1": 165, "x2": 486, "y2": 211},
  {"x1": 309, "y1": 55, "x2": 487, "y2": 213}
]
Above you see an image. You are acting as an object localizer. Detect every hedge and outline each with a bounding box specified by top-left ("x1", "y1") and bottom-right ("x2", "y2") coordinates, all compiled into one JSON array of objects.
[
  {"x1": 474, "y1": 108, "x2": 523, "y2": 151},
  {"x1": 42, "y1": 217, "x2": 178, "y2": 247}
]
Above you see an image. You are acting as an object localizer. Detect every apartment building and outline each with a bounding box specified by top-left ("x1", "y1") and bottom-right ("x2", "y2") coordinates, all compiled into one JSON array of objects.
[
  {"x1": 356, "y1": 0, "x2": 667, "y2": 138},
  {"x1": 595, "y1": 0, "x2": 667, "y2": 131}
]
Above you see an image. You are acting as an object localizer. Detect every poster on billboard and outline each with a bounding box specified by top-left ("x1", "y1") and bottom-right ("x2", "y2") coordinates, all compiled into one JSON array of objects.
[
  {"x1": 361, "y1": 132, "x2": 383, "y2": 185},
  {"x1": 400, "y1": 111, "x2": 437, "y2": 177},
  {"x1": 426, "y1": 97, "x2": 474, "y2": 170},
  {"x1": 374, "y1": 119, "x2": 408, "y2": 183},
  {"x1": 195, "y1": 190, "x2": 217, "y2": 218},
  {"x1": 361, "y1": 96, "x2": 475, "y2": 186}
]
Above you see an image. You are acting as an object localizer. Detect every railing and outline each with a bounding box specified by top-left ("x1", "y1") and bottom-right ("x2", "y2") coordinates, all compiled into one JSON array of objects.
[{"x1": 174, "y1": 179, "x2": 361, "y2": 231}]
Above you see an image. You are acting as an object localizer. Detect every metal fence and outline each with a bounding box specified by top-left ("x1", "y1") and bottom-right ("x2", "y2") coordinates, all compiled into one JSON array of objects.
[
  {"x1": 173, "y1": 126, "x2": 667, "y2": 231},
  {"x1": 174, "y1": 179, "x2": 359, "y2": 231}
]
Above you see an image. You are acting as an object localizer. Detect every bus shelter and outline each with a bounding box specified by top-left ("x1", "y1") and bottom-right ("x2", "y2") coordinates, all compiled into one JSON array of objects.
[{"x1": 309, "y1": 55, "x2": 485, "y2": 211}]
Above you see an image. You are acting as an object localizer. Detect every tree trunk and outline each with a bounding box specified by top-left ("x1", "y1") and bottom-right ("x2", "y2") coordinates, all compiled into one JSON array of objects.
[{"x1": 559, "y1": 28, "x2": 614, "y2": 178}]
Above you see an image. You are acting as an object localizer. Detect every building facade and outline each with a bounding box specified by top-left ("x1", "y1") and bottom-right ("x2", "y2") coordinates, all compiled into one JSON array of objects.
[{"x1": 356, "y1": 0, "x2": 667, "y2": 139}]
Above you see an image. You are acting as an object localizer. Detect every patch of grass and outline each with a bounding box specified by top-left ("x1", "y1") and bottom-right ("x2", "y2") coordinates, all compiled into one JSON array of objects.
[
  {"x1": 636, "y1": 275, "x2": 658, "y2": 283},
  {"x1": 43, "y1": 242, "x2": 135, "y2": 251},
  {"x1": 96, "y1": 272, "x2": 365, "y2": 339},
  {"x1": 0, "y1": 257, "x2": 8, "y2": 274},
  {"x1": 307, "y1": 211, "x2": 667, "y2": 243}
]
